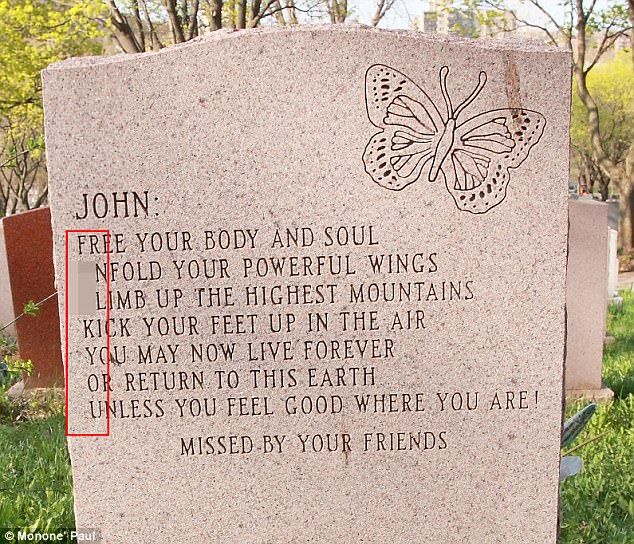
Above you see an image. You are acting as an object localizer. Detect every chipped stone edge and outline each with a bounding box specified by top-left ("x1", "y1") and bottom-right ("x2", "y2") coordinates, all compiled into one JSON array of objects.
[{"x1": 43, "y1": 24, "x2": 570, "y2": 74}]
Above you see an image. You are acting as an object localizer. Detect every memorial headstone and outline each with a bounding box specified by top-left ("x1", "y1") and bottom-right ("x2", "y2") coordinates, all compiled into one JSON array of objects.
[
  {"x1": 566, "y1": 198, "x2": 612, "y2": 399},
  {"x1": 607, "y1": 198, "x2": 619, "y2": 231},
  {"x1": 607, "y1": 195, "x2": 620, "y2": 303},
  {"x1": 0, "y1": 221, "x2": 16, "y2": 336},
  {"x1": 607, "y1": 228, "x2": 620, "y2": 302},
  {"x1": 43, "y1": 27, "x2": 570, "y2": 543},
  {"x1": 1, "y1": 208, "x2": 63, "y2": 387}
]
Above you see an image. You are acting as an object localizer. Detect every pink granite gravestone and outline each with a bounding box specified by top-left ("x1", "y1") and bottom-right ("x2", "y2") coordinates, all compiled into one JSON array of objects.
[
  {"x1": 2, "y1": 208, "x2": 63, "y2": 387},
  {"x1": 43, "y1": 27, "x2": 570, "y2": 544},
  {"x1": 566, "y1": 198, "x2": 612, "y2": 399}
]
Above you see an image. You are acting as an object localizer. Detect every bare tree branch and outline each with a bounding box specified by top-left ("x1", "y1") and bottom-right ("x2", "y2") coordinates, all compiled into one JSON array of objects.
[
  {"x1": 107, "y1": 0, "x2": 144, "y2": 53},
  {"x1": 480, "y1": 0, "x2": 560, "y2": 45},
  {"x1": 370, "y1": 0, "x2": 397, "y2": 27},
  {"x1": 188, "y1": 0, "x2": 200, "y2": 39},
  {"x1": 525, "y1": 0, "x2": 564, "y2": 33},
  {"x1": 585, "y1": 26, "x2": 632, "y2": 73},
  {"x1": 139, "y1": 0, "x2": 165, "y2": 49},
  {"x1": 585, "y1": 0, "x2": 600, "y2": 22},
  {"x1": 164, "y1": 0, "x2": 186, "y2": 42}
]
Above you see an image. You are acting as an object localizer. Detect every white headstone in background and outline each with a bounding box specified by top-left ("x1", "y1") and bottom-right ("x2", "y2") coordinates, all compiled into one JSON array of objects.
[
  {"x1": 0, "y1": 222, "x2": 16, "y2": 335},
  {"x1": 607, "y1": 227, "x2": 619, "y2": 300}
]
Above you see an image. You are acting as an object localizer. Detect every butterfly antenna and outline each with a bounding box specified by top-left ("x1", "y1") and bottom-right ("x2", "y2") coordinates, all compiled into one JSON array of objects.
[
  {"x1": 439, "y1": 66, "x2": 453, "y2": 119},
  {"x1": 454, "y1": 71, "x2": 487, "y2": 118}
]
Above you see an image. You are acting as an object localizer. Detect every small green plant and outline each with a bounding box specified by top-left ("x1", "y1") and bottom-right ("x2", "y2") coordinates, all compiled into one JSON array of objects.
[
  {"x1": 0, "y1": 355, "x2": 34, "y2": 423},
  {"x1": 0, "y1": 293, "x2": 59, "y2": 424},
  {"x1": 21, "y1": 299, "x2": 41, "y2": 317},
  {"x1": 0, "y1": 332, "x2": 17, "y2": 358},
  {"x1": 0, "y1": 355, "x2": 33, "y2": 387},
  {"x1": 0, "y1": 294, "x2": 56, "y2": 336}
]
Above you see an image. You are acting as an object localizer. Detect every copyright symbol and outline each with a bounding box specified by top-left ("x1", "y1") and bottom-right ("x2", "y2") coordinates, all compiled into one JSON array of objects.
[{"x1": 5, "y1": 531, "x2": 14, "y2": 541}]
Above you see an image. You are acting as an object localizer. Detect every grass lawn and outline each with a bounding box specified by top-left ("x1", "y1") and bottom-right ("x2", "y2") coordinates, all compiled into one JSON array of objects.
[
  {"x1": 0, "y1": 297, "x2": 633, "y2": 540},
  {"x1": 0, "y1": 414, "x2": 73, "y2": 531},
  {"x1": 603, "y1": 293, "x2": 634, "y2": 399},
  {"x1": 560, "y1": 292, "x2": 634, "y2": 543}
]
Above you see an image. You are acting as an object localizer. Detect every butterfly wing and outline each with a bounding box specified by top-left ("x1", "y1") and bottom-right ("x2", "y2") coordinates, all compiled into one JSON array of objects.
[
  {"x1": 444, "y1": 109, "x2": 546, "y2": 214},
  {"x1": 363, "y1": 65, "x2": 444, "y2": 191},
  {"x1": 365, "y1": 64, "x2": 443, "y2": 130}
]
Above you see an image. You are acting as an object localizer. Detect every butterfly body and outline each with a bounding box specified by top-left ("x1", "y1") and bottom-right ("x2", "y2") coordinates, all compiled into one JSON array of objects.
[
  {"x1": 430, "y1": 117, "x2": 456, "y2": 182},
  {"x1": 363, "y1": 65, "x2": 546, "y2": 214}
]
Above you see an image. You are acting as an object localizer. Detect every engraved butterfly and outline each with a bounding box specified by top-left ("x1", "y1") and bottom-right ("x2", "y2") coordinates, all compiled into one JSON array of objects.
[{"x1": 363, "y1": 65, "x2": 546, "y2": 214}]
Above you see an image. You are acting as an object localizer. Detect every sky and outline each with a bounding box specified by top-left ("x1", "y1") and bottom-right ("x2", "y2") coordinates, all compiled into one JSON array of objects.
[{"x1": 353, "y1": 0, "x2": 615, "y2": 31}]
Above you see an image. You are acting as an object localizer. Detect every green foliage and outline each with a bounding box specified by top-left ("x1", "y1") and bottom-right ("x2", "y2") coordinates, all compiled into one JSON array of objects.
[
  {"x1": 1, "y1": 353, "x2": 32, "y2": 386},
  {"x1": 560, "y1": 397, "x2": 634, "y2": 543},
  {"x1": 0, "y1": 355, "x2": 33, "y2": 422},
  {"x1": 0, "y1": 332, "x2": 17, "y2": 359},
  {"x1": 560, "y1": 288, "x2": 634, "y2": 543},
  {"x1": 0, "y1": 0, "x2": 106, "y2": 215},
  {"x1": 0, "y1": 0, "x2": 105, "y2": 128},
  {"x1": 0, "y1": 415, "x2": 74, "y2": 530},
  {"x1": 22, "y1": 300, "x2": 40, "y2": 318},
  {"x1": 587, "y1": 3, "x2": 631, "y2": 34},
  {"x1": 3, "y1": 355, "x2": 33, "y2": 376},
  {"x1": 0, "y1": 0, "x2": 107, "y2": 217},
  {"x1": 604, "y1": 291, "x2": 634, "y2": 398},
  {"x1": 571, "y1": 50, "x2": 634, "y2": 175},
  {"x1": 0, "y1": 387, "x2": 64, "y2": 425}
]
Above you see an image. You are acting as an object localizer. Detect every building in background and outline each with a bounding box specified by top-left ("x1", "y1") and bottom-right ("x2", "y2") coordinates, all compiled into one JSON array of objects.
[
  {"x1": 414, "y1": 1, "x2": 516, "y2": 38},
  {"x1": 415, "y1": 1, "x2": 476, "y2": 36}
]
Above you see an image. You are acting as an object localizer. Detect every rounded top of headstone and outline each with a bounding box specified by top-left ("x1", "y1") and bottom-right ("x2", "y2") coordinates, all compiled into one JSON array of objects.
[{"x1": 43, "y1": 24, "x2": 567, "y2": 74}]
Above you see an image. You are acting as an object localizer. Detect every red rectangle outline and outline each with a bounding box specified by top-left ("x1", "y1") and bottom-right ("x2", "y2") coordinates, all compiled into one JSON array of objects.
[{"x1": 64, "y1": 229, "x2": 111, "y2": 437}]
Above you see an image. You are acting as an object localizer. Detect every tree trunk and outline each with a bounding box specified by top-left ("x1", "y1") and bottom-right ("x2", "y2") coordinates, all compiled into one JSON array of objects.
[
  {"x1": 187, "y1": 0, "x2": 200, "y2": 40},
  {"x1": 165, "y1": 0, "x2": 186, "y2": 43},
  {"x1": 131, "y1": 0, "x2": 145, "y2": 51},
  {"x1": 370, "y1": 0, "x2": 385, "y2": 27},
  {"x1": 328, "y1": 0, "x2": 347, "y2": 23},
  {"x1": 109, "y1": 15, "x2": 143, "y2": 52},
  {"x1": 205, "y1": 0, "x2": 223, "y2": 30},
  {"x1": 573, "y1": 2, "x2": 624, "y2": 197},
  {"x1": 572, "y1": 68, "x2": 619, "y2": 179},
  {"x1": 622, "y1": 145, "x2": 634, "y2": 251},
  {"x1": 236, "y1": 0, "x2": 247, "y2": 28},
  {"x1": 286, "y1": 0, "x2": 299, "y2": 24},
  {"x1": 629, "y1": 0, "x2": 634, "y2": 65},
  {"x1": 600, "y1": 178, "x2": 609, "y2": 201},
  {"x1": 272, "y1": 0, "x2": 287, "y2": 25}
]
